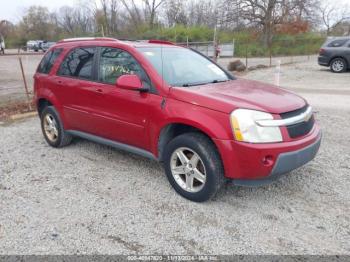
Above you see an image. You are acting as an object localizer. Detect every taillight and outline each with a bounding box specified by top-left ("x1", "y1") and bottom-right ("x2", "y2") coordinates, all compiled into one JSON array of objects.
[{"x1": 319, "y1": 48, "x2": 325, "y2": 55}]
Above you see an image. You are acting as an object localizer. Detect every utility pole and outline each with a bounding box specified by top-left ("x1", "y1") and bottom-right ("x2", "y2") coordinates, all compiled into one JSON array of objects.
[{"x1": 213, "y1": 24, "x2": 217, "y2": 61}]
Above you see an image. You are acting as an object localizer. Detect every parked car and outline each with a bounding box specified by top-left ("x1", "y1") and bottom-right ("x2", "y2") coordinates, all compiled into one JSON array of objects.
[
  {"x1": 41, "y1": 41, "x2": 56, "y2": 52},
  {"x1": 34, "y1": 38, "x2": 321, "y2": 202},
  {"x1": 26, "y1": 40, "x2": 42, "y2": 52},
  {"x1": 318, "y1": 37, "x2": 350, "y2": 73}
]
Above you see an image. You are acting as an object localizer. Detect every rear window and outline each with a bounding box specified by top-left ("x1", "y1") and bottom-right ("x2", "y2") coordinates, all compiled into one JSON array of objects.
[
  {"x1": 327, "y1": 39, "x2": 348, "y2": 47},
  {"x1": 37, "y1": 48, "x2": 63, "y2": 74},
  {"x1": 57, "y1": 47, "x2": 95, "y2": 80}
]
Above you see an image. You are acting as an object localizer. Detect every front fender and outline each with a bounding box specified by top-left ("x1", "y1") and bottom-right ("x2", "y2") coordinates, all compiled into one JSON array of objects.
[{"x1": 150, "y1": 98, "x2": 233, "y2": 157}]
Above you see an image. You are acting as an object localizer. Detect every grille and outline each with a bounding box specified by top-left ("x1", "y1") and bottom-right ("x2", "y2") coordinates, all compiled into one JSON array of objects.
[{"x1": 280, "y1": 105, "x2": 314, "y2": 139}]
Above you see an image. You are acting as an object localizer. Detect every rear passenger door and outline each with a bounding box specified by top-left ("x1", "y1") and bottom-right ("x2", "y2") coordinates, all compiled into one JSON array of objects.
[{"x1": 54, "y1": 46, "x2": 98, "y2": 133}]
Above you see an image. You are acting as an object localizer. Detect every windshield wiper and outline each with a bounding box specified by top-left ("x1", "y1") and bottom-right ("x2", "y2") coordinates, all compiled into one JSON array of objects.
[
  {"x1": 181, "y1": 79, "x2": 230, "y2": 87},
  {"x1": 212, "y1": 79, "x2": 230, "y2": 83},
  {"x1": 182, "y1": 82, "x2": 209, "y2": 87}
]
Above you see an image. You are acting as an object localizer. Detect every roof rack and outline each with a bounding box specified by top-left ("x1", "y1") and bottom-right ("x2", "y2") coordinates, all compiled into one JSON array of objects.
[
  {"x1": 58, "y1": 37, "x2": 117, "y2": 43},
  {"x1": 147, "y1": 39, "x2": 175, "y2": 45}
]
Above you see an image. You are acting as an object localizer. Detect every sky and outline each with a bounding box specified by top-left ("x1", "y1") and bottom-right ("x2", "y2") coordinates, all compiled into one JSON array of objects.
[
  {"x1": 0, "y1": 0, "x2": 77, "y2": 22},
  {"x1": 0, "y1": 0, "x2": 349, "y2": 23}
]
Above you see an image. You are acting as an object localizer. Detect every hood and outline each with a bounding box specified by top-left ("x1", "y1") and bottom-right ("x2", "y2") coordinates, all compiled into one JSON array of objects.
[{"x1": 168, "y1": 78, "x2": 306, "y2": 114}]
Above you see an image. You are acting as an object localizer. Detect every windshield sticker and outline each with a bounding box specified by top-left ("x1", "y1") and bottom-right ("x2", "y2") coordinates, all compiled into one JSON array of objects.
[{"x1": 144, "y1": 51, "x2": 155, "y2": 56}]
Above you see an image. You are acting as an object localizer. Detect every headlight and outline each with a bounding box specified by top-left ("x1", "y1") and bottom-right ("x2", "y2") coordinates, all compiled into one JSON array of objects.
[{"x1": 230, "y1": 109, "x2": 283, "y2": 143}]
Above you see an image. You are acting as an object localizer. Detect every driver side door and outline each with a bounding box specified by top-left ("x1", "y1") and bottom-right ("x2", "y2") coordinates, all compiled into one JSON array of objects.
[{"x1": 89, "y1": 47, "x2": 156, "y2": 150}]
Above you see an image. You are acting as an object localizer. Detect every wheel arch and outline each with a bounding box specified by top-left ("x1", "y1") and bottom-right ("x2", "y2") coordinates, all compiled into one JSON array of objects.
[
  {"x1": 37, "y1": 98, "x2": 53, "y2": 116},
  {"x1": 329, "y1": 56, "x2": 349, "y2": 67},
  {"x1": 35, "y1": 86, "x2": 62, "y2": 116},
  {"x1": 157, "y1": 121, "x2": 221, "y2": 162}
]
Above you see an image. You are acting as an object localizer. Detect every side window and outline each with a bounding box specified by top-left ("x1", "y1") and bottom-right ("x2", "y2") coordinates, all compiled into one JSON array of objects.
[
  {"x1": 58, "y1": 47, "x2": 95, "y2": 80},
  {"x1": 327, "y1": 39, "x2": 347, "y2": 47},
  {"x1": 37, "y1": 48, "x2": 62, "y2": 74},
  {"x1": 99, "y1": 47, "x2": 150, "y2": 86}
]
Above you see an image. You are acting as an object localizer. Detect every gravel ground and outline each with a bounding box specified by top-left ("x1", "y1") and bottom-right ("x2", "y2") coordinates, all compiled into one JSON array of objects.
[{"x1": 0, "y1": 59, "x2": 350, "y2": 255}]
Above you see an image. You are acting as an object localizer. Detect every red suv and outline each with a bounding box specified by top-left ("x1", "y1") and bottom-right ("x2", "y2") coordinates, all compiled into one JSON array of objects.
[{"x1": 34, "y1": 38, "x2": 321, "y2": 202}]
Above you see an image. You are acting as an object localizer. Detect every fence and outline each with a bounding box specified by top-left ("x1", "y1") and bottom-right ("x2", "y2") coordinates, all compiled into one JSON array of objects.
[
  {"x1": 0, "y1": 50, "x2": 43, "y2": 109},
  {"x1": 177, "y1": 41, "x2": 235, "y2": 57},
  {"x1": 177, "y1": 37, "x2": 325, "y2": 69},
  {"x1": 232, "y1": 37, "x2": 325, "y2": 68}
]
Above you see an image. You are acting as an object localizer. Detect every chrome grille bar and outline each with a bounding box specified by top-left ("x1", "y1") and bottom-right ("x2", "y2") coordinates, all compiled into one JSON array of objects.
[{"x1": 256, "y1": 106, "x2": 313, "y2": 127}]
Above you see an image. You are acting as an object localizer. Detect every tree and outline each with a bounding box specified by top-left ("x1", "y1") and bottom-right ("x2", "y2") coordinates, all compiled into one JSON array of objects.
[
  {"x1": 55, "y1": 3, "x2": 94, "y2": 37},
  {"x1": 163, "y1": 0, "x2": 188, "y2": 26},
  {"x1": 143, "y1": 0, "x2": 166, "y2": 28},
  {"x1": 120, "y1": 0, "x2": 144, "y2": 30},
  {"x1": 98, "y1": 0, "x2": 120, "y2": 35},
  {"x1": 224, "y1": 0, "x2": 319, "y2": 47},
  {"x1": 19, "y1": 6, "x2": 53, "y2": 40},
  {"x1": 319, "y1": 0, "x2": 350, "y2": 35},
  {"x1": 0, "y1": 20, "x2": 15, "y2": 38},
  {"x1": 187, "y1": 0, "x2": 220, "y2": 28}
]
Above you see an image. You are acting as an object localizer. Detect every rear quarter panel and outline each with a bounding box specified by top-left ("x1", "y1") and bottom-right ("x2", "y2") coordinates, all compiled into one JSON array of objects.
[{"x1": 34, "y1": 46, "x2": 71, "y2": 126}]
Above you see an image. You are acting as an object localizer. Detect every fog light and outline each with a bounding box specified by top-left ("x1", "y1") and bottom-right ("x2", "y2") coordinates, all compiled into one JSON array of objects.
[{"x1": 262, "y1": 155, "x2": 274, "y2": 166}]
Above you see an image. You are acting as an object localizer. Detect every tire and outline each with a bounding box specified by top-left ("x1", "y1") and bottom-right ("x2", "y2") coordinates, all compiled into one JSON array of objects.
[
  {"x1": 40, "y1": 106, "x2": 72, "y2": 148},
  {"x1": 330, "y1": 58, "x2": 347, "y2": 73},
  {"x1": 163, "y1": 132, "x2": 225, "y2": 202}
]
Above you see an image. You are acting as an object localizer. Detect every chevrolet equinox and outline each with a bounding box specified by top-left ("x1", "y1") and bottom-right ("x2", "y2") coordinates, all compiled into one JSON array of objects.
[{"x1": 34, "y1": 38, "x2": 322, "y2": 202}]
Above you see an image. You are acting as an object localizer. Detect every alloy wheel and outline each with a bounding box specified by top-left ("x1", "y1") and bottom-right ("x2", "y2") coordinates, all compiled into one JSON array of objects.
[
  {"x1": 43, "y1": 113, "x2": 59, "y2": 143},
  {"x1": 332, "y1": 60, "x2": 344, "y2": 72},
  {"x1": 170, "y1": 147, "x2": 206, "y2": 193}
]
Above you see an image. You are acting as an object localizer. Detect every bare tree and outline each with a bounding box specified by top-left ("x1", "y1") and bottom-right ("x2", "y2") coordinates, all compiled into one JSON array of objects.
[
  {"x1": 0, "y1": 20, "x2": 15, "y2": 38},
  {"x1": 100, "y1": 0, "x2": 110, "y2": 34},
  {"x1": 110, "y1": 0, "x2": 119, "y2": 33},
  {"x1": 163, "y1": 0, "x2": 188, "y2": 26},
  {"x1": 233, "y1": 0, "x2": 283, "y2": 46},
  {"x1": 187, "y1": 0, "x2": 221, "y2": 28},
  {"x1": 120, "y1": 0, "x2": 144, "y2": 29},
  {"x1": 143, "y1": 0, "x2": 166, "y2": 28},
  {"x1": 224, "y1": 0, "x2": 319, "y2": 46},
  {"x1": 56, "y1": 3, "x2": 94, "y2": 36},
  {"x1": 319, "y1": 0, "x2": 350, "y2": 35}
]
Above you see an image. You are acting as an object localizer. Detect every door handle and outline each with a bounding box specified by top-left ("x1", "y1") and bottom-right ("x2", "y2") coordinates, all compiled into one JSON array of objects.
[{"x1": 95, "y1": 88, "x2": 103, "y2": 94}]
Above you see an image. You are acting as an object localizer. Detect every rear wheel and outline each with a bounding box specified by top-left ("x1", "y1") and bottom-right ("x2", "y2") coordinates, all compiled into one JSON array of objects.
[
  {"x1": 163, "y1": 132, "x2": 225, "y2": 202},
  {"x1": 330, "y1": 58, "x2": 347, "y2": 73},
  {"x1": 40, "y1": 106, "x2": 72, "y2": 148}
]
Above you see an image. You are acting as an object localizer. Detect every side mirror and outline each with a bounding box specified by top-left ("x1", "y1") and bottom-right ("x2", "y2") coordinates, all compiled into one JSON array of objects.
[{"x1": 116, "y1": 74, "x2": 147, "y2": 91}]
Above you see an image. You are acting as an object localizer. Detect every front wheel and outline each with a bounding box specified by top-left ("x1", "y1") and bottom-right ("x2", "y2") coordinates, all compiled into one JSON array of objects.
[
  {"x1": 163, "y1": 132, "x2": 225, "y2": 202},
  {"x1": 330, "y1": 58, "x2": 347, "y2": 73}
]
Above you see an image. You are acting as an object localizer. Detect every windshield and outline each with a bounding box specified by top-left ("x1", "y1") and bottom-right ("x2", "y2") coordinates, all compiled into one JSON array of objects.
[{"x1": 138, "y1": 47, "x2": 231, "y2": 87}]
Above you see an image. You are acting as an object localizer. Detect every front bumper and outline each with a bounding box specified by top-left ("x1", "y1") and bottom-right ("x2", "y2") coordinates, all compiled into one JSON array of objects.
[
  {"x1": 233, "y1": 132, "x2": 321, "y2": 186},
  {"x1": 213, "y1": 124, "x2": 321, "y2": 183}
]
